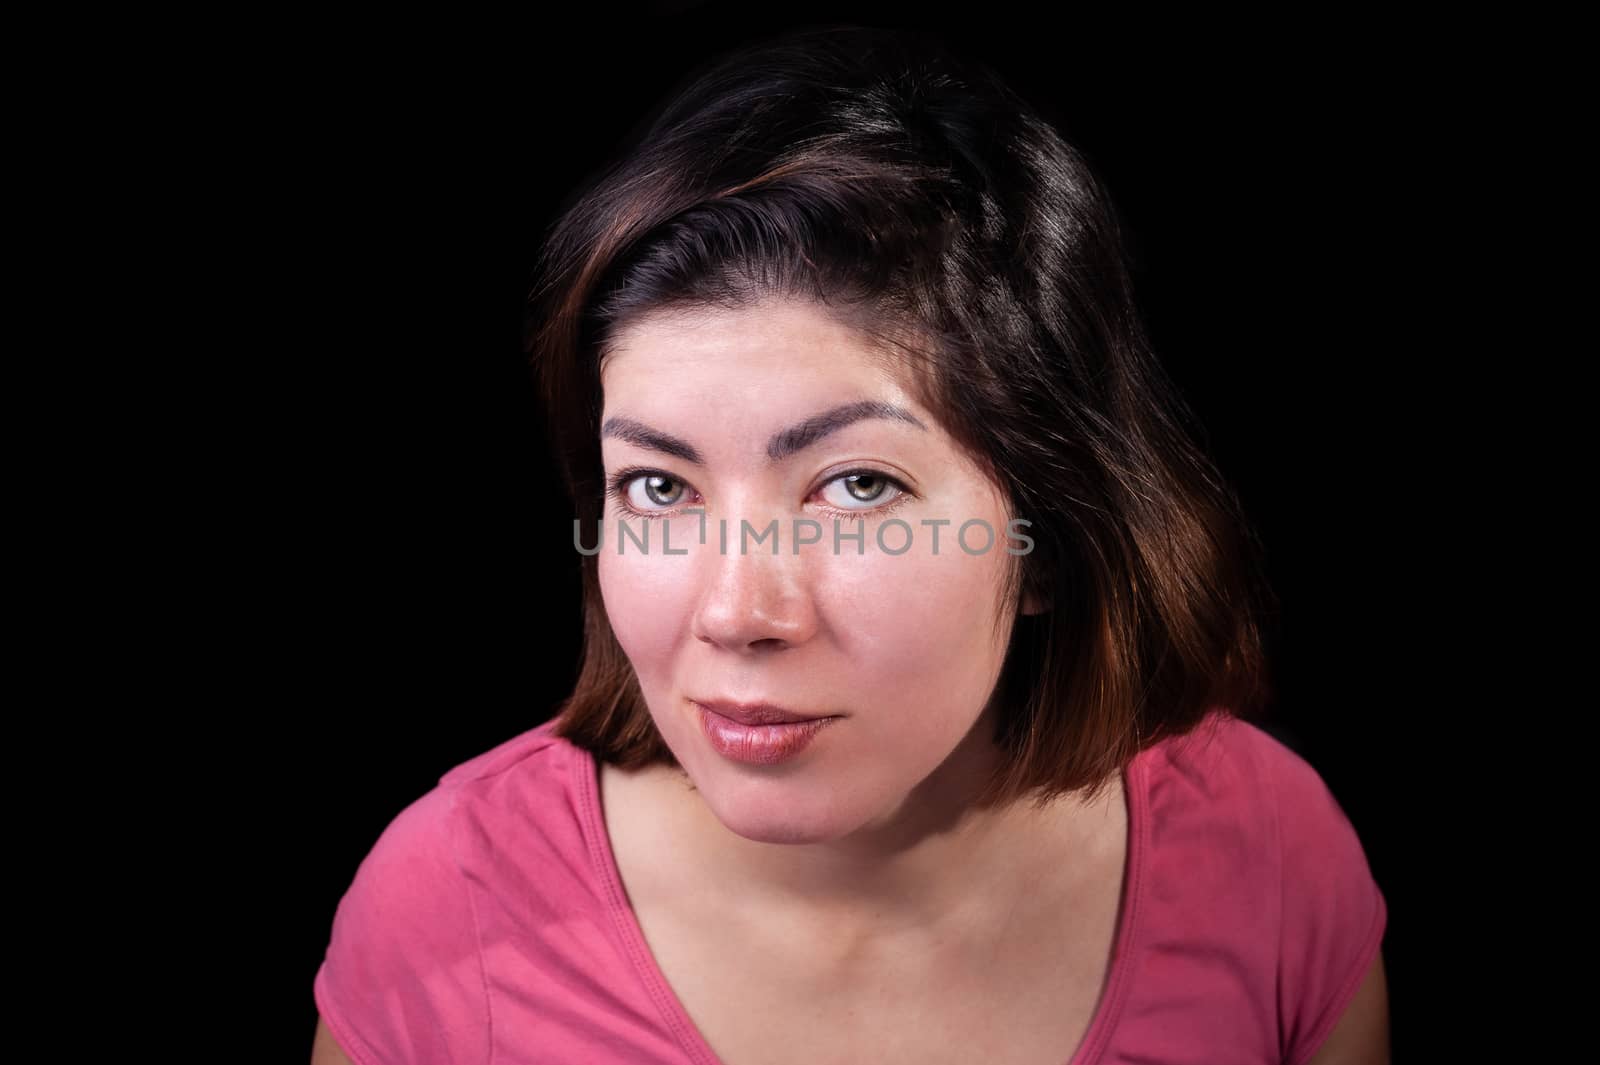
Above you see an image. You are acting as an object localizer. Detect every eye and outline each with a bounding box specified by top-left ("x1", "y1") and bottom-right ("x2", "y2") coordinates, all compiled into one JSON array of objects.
[
  {"x1": 624, "y1": 473, "x2": 689, "y2": 512},
  {"x1": 604, "y1": 466, "x2": 913, "y2": 521},
  {"x1": 818, "y1": 470, "x2": 905, "y2": 511}
]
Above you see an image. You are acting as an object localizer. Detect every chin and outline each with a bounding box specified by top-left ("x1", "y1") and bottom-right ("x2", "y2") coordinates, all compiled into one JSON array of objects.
[
  {"x1": 698, "y1": 784, "x2": 860, "y2": 845},
  {"x1": 726, "y1": 820, "x2": 840, "y2": 846}
]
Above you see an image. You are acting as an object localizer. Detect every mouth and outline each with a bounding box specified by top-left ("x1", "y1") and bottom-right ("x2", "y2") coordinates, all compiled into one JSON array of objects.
[
  {"x1": 690, "y1": 698, "x2": 842, "y2": 766},
  {"x1": 688, "y1": 698, "x2": 839, "y2": 727}
]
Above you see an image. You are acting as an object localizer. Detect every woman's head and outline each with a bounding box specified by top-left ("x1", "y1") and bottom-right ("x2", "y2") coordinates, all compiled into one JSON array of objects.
[
  {"x1": 528, "y1": 23, "x2": 1277, "y2": 821},
  {"x1": 595, "y1": 296, "x2": 1037, "y2": 844}
]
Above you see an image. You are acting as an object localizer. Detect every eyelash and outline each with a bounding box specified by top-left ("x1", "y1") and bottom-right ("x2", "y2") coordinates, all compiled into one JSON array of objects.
[{"x1": 604, "y1": 465, "x2": 916, "y2": 523}]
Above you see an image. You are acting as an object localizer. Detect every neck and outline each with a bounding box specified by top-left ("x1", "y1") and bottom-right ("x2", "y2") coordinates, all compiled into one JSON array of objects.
[{"x1": 643, "y1": 710, "x2": 1117, "y2": 955}]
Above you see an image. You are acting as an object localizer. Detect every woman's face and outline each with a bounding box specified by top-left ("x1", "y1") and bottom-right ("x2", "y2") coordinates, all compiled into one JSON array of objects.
[{"x1": 597, "y1": 297, "x2": 1032, "y2": 846}]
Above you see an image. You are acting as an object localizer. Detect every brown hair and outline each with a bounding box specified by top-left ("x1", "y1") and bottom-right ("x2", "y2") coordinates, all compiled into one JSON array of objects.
[{"x1": 524, "y1": 24, "x2": 1279, "y2": 809}]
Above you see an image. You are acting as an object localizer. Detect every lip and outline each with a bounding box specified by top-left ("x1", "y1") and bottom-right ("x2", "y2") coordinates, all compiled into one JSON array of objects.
[
  {"x1": 690, "y1": 699, "x2": 842, "y2": 766},
  {"x1": 689, "y1": 699, "x2": 837, "y2": 726}
]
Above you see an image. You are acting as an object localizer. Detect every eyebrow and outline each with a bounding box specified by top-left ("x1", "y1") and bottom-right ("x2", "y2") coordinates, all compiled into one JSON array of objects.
[{"x1": 600, "y1": 400, "x2": 927, "y2": 465}]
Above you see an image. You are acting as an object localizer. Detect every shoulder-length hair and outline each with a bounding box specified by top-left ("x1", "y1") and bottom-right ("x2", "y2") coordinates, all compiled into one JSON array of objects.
[{"x1": 525, "y1": 23, "x2": 1278, "y2": 810}]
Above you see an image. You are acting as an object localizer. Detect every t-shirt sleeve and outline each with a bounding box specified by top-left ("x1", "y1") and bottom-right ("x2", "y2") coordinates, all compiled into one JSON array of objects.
[
  {"x1": 312, "y1": 784, "x2": 491, "y2": 1065},
  {"x1": 1262, "y1": 735, "x2": 1388, "y2": 1065}
]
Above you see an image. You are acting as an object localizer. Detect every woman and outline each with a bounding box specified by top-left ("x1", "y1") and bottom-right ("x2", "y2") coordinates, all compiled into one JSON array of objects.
[{"x1": 311, "y1": 24, "x2": 1388, "y2": 1065}]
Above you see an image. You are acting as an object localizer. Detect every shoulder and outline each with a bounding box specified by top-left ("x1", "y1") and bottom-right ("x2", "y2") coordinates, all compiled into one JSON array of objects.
[
  {"x1": 314, "y1": 774, "x2": 485, "y2": 1064},
  {"x1": 437, "y1": 715, "x2": 571, "y2": 788},
  {"x1": 1147, "y1": 711, "x2": 1385, "y2": 942},
  {"x1": 1146, "y1": 711, "x2": 1373, "y2": 857},
  {"x1": 1183, "y1": 715, "x2": 1384, "y2": 927},
  {"x1": 312, "y1": 718, "x2": 578, "y2": 1065},
  {"x1": 340, "y1": 717, "x2": 576, "y2": 928},
  {"x1": 1245, "y1": 722, "x2": 1388, "y2": 1065},
  {"x1": 1149, "y1": 712, "x2": 1387, "y2": 1064}
]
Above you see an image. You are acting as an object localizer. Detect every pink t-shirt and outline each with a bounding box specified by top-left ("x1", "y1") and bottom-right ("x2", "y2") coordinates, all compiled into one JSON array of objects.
[{"x1": 313, "y1": 711, "x2": 1386, "y2": 1064}]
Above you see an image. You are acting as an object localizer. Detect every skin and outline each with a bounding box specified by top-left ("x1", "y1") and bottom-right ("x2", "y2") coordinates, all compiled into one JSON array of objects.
[
  {"x1": 594, "y1": 295, "x2": 1076, "y2": 955},
  {"x1": 1304, "y1": 952, "x2": 1391, "y2": 1064},
  {"x1": 309, "y1": 1018, "x2": 351, "y2": 1065}
]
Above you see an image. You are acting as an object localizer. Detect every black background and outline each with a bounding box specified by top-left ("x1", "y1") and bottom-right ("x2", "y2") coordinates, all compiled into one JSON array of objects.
[{"x1": 233, "y1": 4, "x2": 1482, "y2": 1060}]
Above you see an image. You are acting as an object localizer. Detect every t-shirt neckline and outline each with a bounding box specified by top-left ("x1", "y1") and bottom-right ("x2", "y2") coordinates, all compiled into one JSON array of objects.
[{"x1": 574, "y1": 740, "x2": 1149, "y2": 1065}]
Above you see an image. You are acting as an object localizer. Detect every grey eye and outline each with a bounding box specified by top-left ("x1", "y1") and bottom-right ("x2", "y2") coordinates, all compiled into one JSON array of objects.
[
  {"x1": 820, "y1": 472, "x2": 900, "y2": 509},
  {"x1": 629, "y1": 474, "x2": 686, "y2": 509}
]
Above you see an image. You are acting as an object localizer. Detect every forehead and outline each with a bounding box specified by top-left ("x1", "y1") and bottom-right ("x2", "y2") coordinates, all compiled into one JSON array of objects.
[
  {"x1": 599, "y1": 299, "x2": 912, "y2": 402},
  {"x1": 597, "y1": 298, "x2": 1007, "y2": 511}
]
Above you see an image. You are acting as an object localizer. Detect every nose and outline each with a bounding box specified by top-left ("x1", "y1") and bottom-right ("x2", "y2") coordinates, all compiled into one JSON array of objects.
[{"x1": 691, "y1": 524, "x2": 819, "y2": 653}]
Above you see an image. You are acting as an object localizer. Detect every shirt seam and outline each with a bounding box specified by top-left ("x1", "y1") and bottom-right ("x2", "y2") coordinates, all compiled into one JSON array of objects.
[
  {"x1": 1075, "y1": 749, "x2": 1149, "y2": 1065},
  {"x1": 573, "y1": 743, "x2": 724, "y2": 1065},
  {"x1": 446, "y1": 783, "x2": 496, "y2": 1065},
  {"x1": 1267, "y1": 733, "x2": 1388, "y2": 1065},
  {"x1": 1285, "y1": 887, "x2": 1386, "y2": 1065},
  {"x1": 1268, "y1": 733, "x2": 1289, "y2": 1062},
  {"x1": 313, "y1": 963, "x2": 387, "y2": 1065}
]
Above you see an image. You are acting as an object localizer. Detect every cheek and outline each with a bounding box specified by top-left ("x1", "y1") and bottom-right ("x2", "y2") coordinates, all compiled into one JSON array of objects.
[
  {"x1": 596, "y1": 542, "x2": 698, "y2": 679},
  {"x1": 821, "y1": 531, "x2": 1013, "y2": 717}
]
